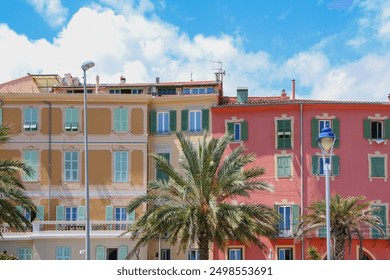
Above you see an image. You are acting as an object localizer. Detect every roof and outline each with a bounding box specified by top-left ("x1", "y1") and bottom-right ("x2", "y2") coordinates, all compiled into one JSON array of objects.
[
  {"x1": 217, "y1": 96, "x2": 389, "y2": 107},
  {"x1": 0, "y1": 74, "x2": 60, "y2": 93}
]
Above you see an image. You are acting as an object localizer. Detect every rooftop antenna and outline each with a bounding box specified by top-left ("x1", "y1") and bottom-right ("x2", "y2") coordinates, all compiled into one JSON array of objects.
[
  {"x1": 210, "y1": 60, "x2": 226, "y2": 83},
  {"x1": 190, "y1": 71, "x2": 193, "y2": 81}
]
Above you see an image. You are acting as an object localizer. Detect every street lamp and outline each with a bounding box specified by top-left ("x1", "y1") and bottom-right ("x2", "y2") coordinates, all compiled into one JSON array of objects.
[
  {"x1": 317, "y1": 125, "x2": 337, "y2": 260},
  {"x1": 81, "y1": 60, "x2": 95, "y2": 260}
]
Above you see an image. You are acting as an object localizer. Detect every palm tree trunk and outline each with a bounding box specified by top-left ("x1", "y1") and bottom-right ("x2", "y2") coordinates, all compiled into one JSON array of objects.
[
  {"x1": 334, "y1": 234, "x2": 346, "y2": 260},
  {"x1": 198, "y1": 232, "x2": 209, "y2": 260}
]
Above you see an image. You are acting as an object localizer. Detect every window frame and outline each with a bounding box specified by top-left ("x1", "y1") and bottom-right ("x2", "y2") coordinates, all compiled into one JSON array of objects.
[
  {"x1": 56, "y1": 246, "x2": 71, "y2": 260},
  {"x1": 113, "y1": 107, "x2": 129, "y2": 133},
  {"x1": 63, "y1": 151, "x2": 79, "y2": 182},
  {"x1": 189, "y1": 110, "x2": 202, "y2": 133},
  {"x1": 227, "y1": 247, "x2": 243, "y2": 260},
  {"x1": 187, "y1": 249, "x2": 200, "y2": 260},
  {"x1": 65, "y1": 207, "x2": 77, "y2": 221},
  {"x1": 64, "y1": 108, "x2": 79, "y2": 132},
  {"x1": 157, "y1": 111, "x2": 170, "y2": 134},
  {"x1": 368, "y1": 153, "x2": 387, "y2": 181},
  {"x1": 17, "y1": 247, "x2": 33, "y2": 260},
  {"x1": 113, "y1": 151, "x2": 129, "y2": 183},
  {"x1": 276, "y1": 247, "x2": 294, "y2": 260},
  {"x1": 23, "y1": 107, "x2": 38, "y2": 132},
  {"x1": 23, "y1": 150, "x2": 39, "y2": 182},
  {"x1": 160, "y1": 249, "x2": 171, "y2": 260},
  {"x1": 275, "y1": 154, "x2": 292, "y2": 178},
  {"x1": 275, "y1": 117, "x2": 293, "y2": 150}
]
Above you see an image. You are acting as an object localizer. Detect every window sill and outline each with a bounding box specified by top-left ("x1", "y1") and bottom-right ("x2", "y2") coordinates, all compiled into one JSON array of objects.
[
  {"x1": 368, "y1": 139, "x2": 388, "y2": 145},
  {"x1": 369, "y1": 176, "x2": 388, "y2": 182},
  {"x1": 315, "y1": 175, "x2": 337, "y2": 181}
]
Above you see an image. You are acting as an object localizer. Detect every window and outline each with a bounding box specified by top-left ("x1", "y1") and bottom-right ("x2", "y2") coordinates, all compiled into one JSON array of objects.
[
  {"x1": 181, "y1": 109, "x2": 209, "y2": 133},
  {"x1": 276, "y1": 155, "x2": 291, "y2": 178},
  {"x1": 364, "y1": 119, "x2": 390, "y2": 141},
  {"x1": 156, "y1": 153, "x2": 170, "y2": 182},
  {"x1": 109, "y1": 89, "x2": 121, "y2": 94},
  {"x1": 96, "y1": 245, "x2": 128, "y2": 260},
  {"x1": 64, "y1": 151, "x2": 79, "y2": 181},
  {"x1": 114, "y1": 151, "x2": 128, "y2": 182},
  {"x1": 311, "y1": 155, "x2": 340, "y2": 176},
  {"x1": 276, "y1": 205, "x2": 300, "y2": 237},
  {"x1": 16, "y1": 206, "x2": 31, "y2": 222},
  {"x1": 114, "y1": 108, "x2": 128, "y2": 132},
  {"x1": 65, "y1": 207, "x2": 77, "y2": 221},
  {"x1": 158, "y1": 88, "x2": 176, "y2": 95},
  {"x1": 318, "y1": 226, "x2": 326, "y2": 238},
  {"x1": 228, "y1": 248, "x2": 243, "y2": 260},
  {"x1": 188, "y1": 249, "x2": 200, "y2": 260},
  {"x1": 157, "y1": 112, "x2": 170, "y2": 134},
  {"x1": 115, "y1": 207, "x2": 127, "y2": 230},
  {"x1": 23, "y1": 150, "x2": 38, "y2": 181},
  {"x1": 277, "y1": 248, "x2": 293, "y2": 260},
  {"x1": 132, "y1": 89, "x2": 143, "y2": 94},
  {"x1": 161, "y1": 249, "x2": 171, "y2": 260},
  {"x1": 369, "y1": 156, "x2": 386, "y2": 178},
  {"x1": 17, "y1": 248, "x2": 32, "y2": 260},
  {"x1": 56, "y1": 247, "x2": 71, "y2": 260},
  {"x1": 276, "y1": 119, "x2": 292, "y2": 149},
  {"x1": 311, "y1": 118, "x2": 340, "y2": 148},
  {"x1": 371, "y1": 205, "x2": 387, "y2": 239},
  {"x1": 64, "y1": 108, "x2": 79, "y2": 132},
  {"x1": 227, "y1": 121, "x2": 248, "y2": 142},
  {"x1": 23, "y1": 108, "x2": 38, "y2": 131},
  {"x1": 150, "y1": 110, "x2": 176, "y2": 134}
]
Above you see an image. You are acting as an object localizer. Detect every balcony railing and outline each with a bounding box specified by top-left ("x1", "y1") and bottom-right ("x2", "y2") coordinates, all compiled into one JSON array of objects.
[
  {"x1": 0, "y1": 220, "x2": 133, "y2": 237},
  {"x1": 307, "y1": 224, "x2": 390, "y2": 240}
]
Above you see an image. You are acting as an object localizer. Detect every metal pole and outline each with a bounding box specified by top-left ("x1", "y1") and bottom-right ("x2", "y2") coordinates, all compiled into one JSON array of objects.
[
  {"x1": 83, "y1": 69, "x2": 90, "y2": 260},
  {"x1": 324, "y1": 161, "x2": 331, "y2": 260}
]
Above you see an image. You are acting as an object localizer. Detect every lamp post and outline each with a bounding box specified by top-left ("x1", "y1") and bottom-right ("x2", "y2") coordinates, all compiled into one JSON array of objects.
[
  {"x1": 81, "y1": 61, "x2": 95, "y2": 260},
  {"x1": 317, "y1": 125, "x2": 337, "y2": 260}
]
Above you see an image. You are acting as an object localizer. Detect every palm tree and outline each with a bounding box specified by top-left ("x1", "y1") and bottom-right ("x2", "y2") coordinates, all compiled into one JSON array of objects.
[
  {"x1": 124, "y1": 132, "x2": 279, "y2": 260},
  {"x1": 296, "y1": 194, "x2": 384, "y2": 260},
  {"x1": 0, "y1": 125, "x2": 36, "y2": 235}
]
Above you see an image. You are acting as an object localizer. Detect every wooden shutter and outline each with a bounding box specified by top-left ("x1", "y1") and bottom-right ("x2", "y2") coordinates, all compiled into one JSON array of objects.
[
  {"x1": 332, "y1": 155, "x2": 340, "y2": 176},
  {"x1": 77, "y1": 206, "x2": 85, "y2": 221},
  {"x1": 96, "y1": 245, "x2": 105, "y2": 260},
  {"x1": 312, "y1": 156, "x2": 319, "y2": 175},
  {"x1": 311, "y1": 118, "x2": 319, "y2": 147},
  {"x1": 363, "y1": 119, "x2": 371, "y2": 139},
  {"x1": 150, "y1": 110, "x2": 156, "y2": 134},
  {"x1": 56, "y1": 206, "x2": 64, "y2": 221},
  {"x1": 169, "y1": 110, "x2": 177, "y2": 132},
  {"x1": 292, "y1": 205, "x2": 300, "y2": 235},
  {"x1": 118, "y1": 246, "x2": 128, "y2": 260},
  {"x1": 384, "y1": 119, "x2": 390, "y2": 139},
  {"x1": 372, "y1": 205, "x2": 387, "y2": 238},
  {"x1": 37, "y1": 205, "x2": 45, "y2": 221},
  {"x1": 181, "y1": 110, "x2": 188, "y2": 132},
  {"x1": 241, "y1": 121, "x2": 248, "y2": 141},
  {"x1": 127, "y1": 210, "x2": 135, "y2": 222},
  {"x1": 333, "y1": 118, "x2": 340, "y2": 148},
  {"x1": 227, "y1": 122, "x2": 234, "y2": 136},
  {"x1": 106, "y1": 206, "x2": 113, "y2": 221},
  {"x1": 202, "y1": 109, "x2": 209, "y2": 132}
]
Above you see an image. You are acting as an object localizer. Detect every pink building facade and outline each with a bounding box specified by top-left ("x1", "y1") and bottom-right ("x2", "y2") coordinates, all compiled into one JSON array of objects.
[{"x1": 212, "y1": 88, "x2": 390, "y2": 260}]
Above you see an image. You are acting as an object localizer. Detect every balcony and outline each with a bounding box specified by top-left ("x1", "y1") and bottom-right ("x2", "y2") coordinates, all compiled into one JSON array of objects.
[
  {"x1": 0, "y1": 220, "x2": 133, "y2": 240},
  {"x1": 307, "y1": 224, "x2": 390, "y2": 240}
]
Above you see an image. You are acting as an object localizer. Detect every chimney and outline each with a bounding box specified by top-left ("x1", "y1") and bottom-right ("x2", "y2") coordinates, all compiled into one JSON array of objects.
[
  {"x1": 281, "y1": 89, "x2": 287, "y2": 98},
  {"x1": 156, "y1": 77, "x2": 160, "y2": 84},
  {"x1": 120, "y1": 76, "x2": 126, "y2": 84},
  {"x1": 64, "y1": 73, "x2": 73, "y2": 86},
  {"x1": 95, "y1": 75, "x2": 100, "y2": 94},
  {"x1": 237, "y1": 87, "x2": 248, "y2": 104},
  {"x1": 292, "y1": 79, "x2": 296, "y2": 100}
]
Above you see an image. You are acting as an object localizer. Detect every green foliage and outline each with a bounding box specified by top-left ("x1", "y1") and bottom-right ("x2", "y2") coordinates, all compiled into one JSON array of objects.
[
  {"x1": 0, "y1": 125, "x2": 37, "y2": 236},
  {"x1": 307, "y1": 246, "x2": 321, "y2": 260},
  {"x1": 124, "y1": 132, "x2": 279, "y2": 259},
  {"x1": 296, "y1": 194, "x2": 384, "y2": 260},
  {"x1": 0, "y1": 253, "x2": 18, "y2": 260}
]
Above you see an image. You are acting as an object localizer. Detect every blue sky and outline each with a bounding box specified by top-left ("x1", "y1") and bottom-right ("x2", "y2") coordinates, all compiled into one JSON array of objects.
[{"x1": 0, "y1": 0, "x2": 390, "y2": 101}]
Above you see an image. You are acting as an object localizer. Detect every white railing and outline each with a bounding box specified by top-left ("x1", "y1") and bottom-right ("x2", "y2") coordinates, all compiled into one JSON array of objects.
[
  {"x1": 309, "y1": 224, "x2": 390, "y2": 239},
  {"x1": 1, "y1": 220, "x2": 133, "y2": 235}
]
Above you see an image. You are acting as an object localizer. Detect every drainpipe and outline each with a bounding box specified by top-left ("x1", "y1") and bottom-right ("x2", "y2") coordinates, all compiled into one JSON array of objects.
[
  {"x1": 300, "y1": 103, "x2": 304, "y2": 259},
  {"x1": 43, "y1": 101, "x2": 52, "y2": 221}
]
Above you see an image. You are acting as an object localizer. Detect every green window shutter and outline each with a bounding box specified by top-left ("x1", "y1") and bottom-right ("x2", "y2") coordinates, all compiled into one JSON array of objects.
[
  {"x1": 318, "y1": 226, "x2": 326, "y2": 237},
  {"x1": 36, "y1": 205, "x2": 44, "y2": 221},
  {"x1": 77, "y1": 206, "x2": 85, "y2": 221},
  {"x1": 312, "y1": 155, "x2": 319, "y2": 175},
  {"x1": 292, "y1": 205, "x2": 300, "y2": 235},
  {"x1": 156, "y1": 153, "x2": 170, "y2": 181},
  {"x1": 118, "y1": 246, "x2": 128, "y2": 260},
  {"x1": 56, "y1": 206, "x2": 64, "y2": 221},
  {"x1": 277, "y1": 157, "x2": 290, "y2": 177},
  {"x1": 122, "y1": 108, "x2": 128, "y2": 131},
  {"x1": 277, "y1": 120, "x2": 291, "y2": 149},
  {"x1": 106, "y1": 206, "x2": 113, "y2": 221},
  {"x1": 96, "y1": 245, "x2": 105, "y2": 260},
  {"x1": 311, "y1": 118, "x2": 319, "y2": 147},
  {"x1": 384, "y1": 119, "x2": 390, "y2": 139},
  {"x1": 169, "y1": 110, "x2": 177, "y2": 132},
  {"x1": 127, "y1": 210, "x2": 135, "y2": 222},
  {"x1": 241, "y1": 121, "x2": 248, "y2": 141},
  {"x1": 332, "y1": 155, "x2": 340, "y2": 176},
  {"x1": 372, "y1": 205, "x2": 387, "y2": 238},
  {"x1": 363, "y1": 119, "x2": 371, "y2": 139},
  {"x1": 371, "y1": 157, "x2": 385, "y2": 177},
  {"x1": 16, "y1": 206, "x2": 23, "y2": 214},
  {"x1": 227, "y1": 122, "x2": 234, "y2": 137},
  {"x1": 202, "y1": 109, "x2": 209, "y2": 132},
  {"x1": 114, "y1": 108, "x2": 120, "y2": 131},
  {"x1": 181, "y1": 110, "x2": 188, "y2": 132},
  {"x1": 333, "y1": 118, "x2": 340, "y2": 148},
  {"x1": 150, "y1": 110, "x2": 157, "y2": 134}
]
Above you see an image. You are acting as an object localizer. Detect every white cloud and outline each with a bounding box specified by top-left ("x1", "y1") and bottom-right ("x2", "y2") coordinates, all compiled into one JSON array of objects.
[{"x1": 26, "y1": 0, "x2": 68, "y2": 28}]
